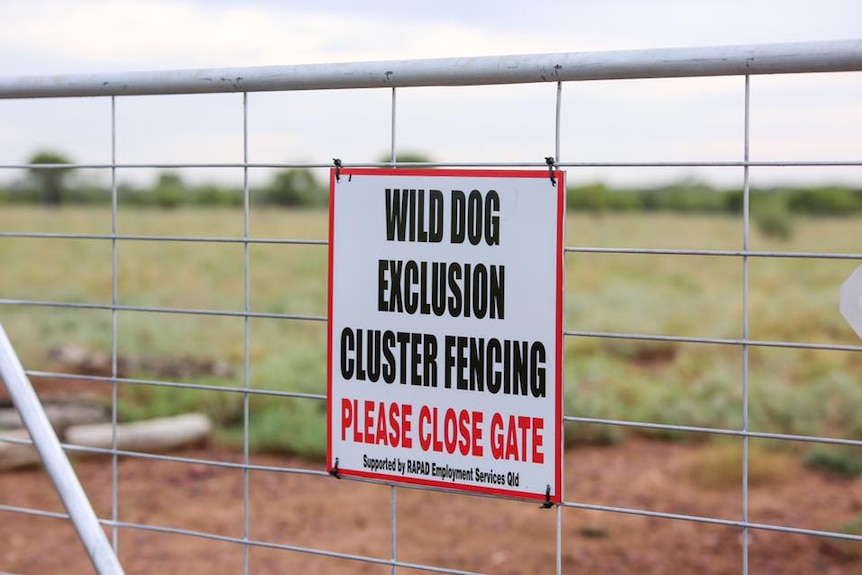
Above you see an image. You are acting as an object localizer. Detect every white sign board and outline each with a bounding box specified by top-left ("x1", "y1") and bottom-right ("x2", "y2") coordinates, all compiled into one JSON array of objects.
[
  {"x1": 840, "y1": 264, "x2": 862, "y2": 341},
  {"x1": 327, "y1": 168, "x2": 564, "y2": 504}
]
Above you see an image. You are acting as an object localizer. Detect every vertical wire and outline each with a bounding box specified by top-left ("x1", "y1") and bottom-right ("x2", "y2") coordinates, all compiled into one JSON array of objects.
[
  {"x1": 242, "y1": 91, "x2": 251, "y2": 575},
  {"x1": 390, "y1": 86, "x2": 397, "y2": 167},
  {"x1": 109, "y1": 95, "x2": 119, "y2": 553},
  {"x1": 389, "y1": 85, "x2": 398, "y2": 575},
  {"x1": 741, "y1": 74, "x2": 751, "y2": 575},
  {"x1": 554, "y1": 80, "x2": 563, "y2": 575}
]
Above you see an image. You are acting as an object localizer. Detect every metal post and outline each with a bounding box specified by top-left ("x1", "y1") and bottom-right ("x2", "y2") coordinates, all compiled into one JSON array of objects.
[{"x1": 0, "y1": 324, "x2": 125, "y2": 575}]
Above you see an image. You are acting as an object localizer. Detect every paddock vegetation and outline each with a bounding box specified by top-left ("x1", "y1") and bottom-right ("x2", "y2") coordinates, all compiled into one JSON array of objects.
[{"x1": 1, "y1": 206, "x2": 861, "y2": 457}]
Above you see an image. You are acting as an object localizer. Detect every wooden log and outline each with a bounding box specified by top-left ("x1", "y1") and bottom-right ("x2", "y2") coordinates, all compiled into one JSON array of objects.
[
  {"x1": 0, "y1": 401, "x2": 109, "y2": 433},
  {"x1": 65, "y1": 413, "x2": 212, "y2": 453},
  {"x1": 0, "y1": 429, "x2": 40, "y2": 471}
]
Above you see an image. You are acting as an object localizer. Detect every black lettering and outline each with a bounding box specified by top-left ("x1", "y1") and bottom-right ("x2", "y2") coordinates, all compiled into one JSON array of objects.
[
  {"x1": 355, "y1": 328, "x2": 366, "y2": 380},
  {"x1": 417, "y1": 189, "x2": 427, "y2": 242},
  {"x1": 431, "y1": 262, "x2": 446, "y2": 316},
  {"x1": 467, "y1": 190, "x2": 483, "y2": 245},
  {"x1": 450, "y1": 190, "x2": 465, "y2": 243},
  {"x1": 408, "y1": 189, "x2": 417, "y2": 241},
  {"x1": 385, "y1": 188, "x2": 408, "y2": 241},
  {"x1": 397, "y1": 331, "x2": 411, "y2": 384},
  {"x1": 340, "y1": 327, "x2": 355, "y2": 379},
  {"x1": 410, "y1": 332, "x2": 422, "y2": 385},
  {"x1": 511, "y1": 340, "x2": 528, "y2": 396},
  {"x1": 382, "y1": 330, "x2": 396, "y2": 383},
  {"x1": 531, "y1": 342, "x2": 547, "y2": 398},
  {"x1": 490, "y1": 265, "x2": 504, "y2": 319},
  {"x1": 487, "y1": 338, "x2": 502, "y2": 393},
  {"x1": 423, "y1": 335, "x2": 438, "y2": 387},
  {"x1": 486, "y1": 190, "x2": 500, "y2": 245},
  {"x1": 469, "y1": 337, "x2": 484, "y2": 392},
  {"x1": 378, "y1": 260, "x2": 388, "y2": 312},
  {"x1": 473, "y1": 264, "x2": 487, "y2": 319},
  {"x1": 447, "y1": 263, "x2": 462, "y2": 316},
  {"x1": 404, "y1": 260, "x2": 418, "y2": 314},
  {"x1": 419, "y1": 261, "x2": 430, "y2": 315},
  {"x1": 388, "y1": 260, "x2": 403, "y2": 312},
  {"x1": 456, "y1": 336, "x2": 468, "y2": 390},
  {"x1": 444, "y1": 335, "x2": 456, "y2": 389},
  {"x1": 366, "y1": 329, "x2": 381, "y2": 382},
  {"x1": 429, "y1": 189, "x2": 444, "y2": 242}
]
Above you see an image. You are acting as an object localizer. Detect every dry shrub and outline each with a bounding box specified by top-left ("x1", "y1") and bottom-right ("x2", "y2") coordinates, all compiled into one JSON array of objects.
[{"x1": 683, "y1": 442, "x2": 797, "y2": 490}]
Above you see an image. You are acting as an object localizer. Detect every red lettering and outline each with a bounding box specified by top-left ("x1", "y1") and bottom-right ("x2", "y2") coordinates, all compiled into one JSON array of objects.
[
  {"x1": 341, "y1": 398, "x2": 355, "y2": 442},
  {"x1": 490, "y1": 412, "x2": 504, "y2": 459},
  {"x1": 458, "y1": 409, "x2": 471, "y2": 456},
  {"x1": 471, "y1": 411, "x2": 483, "y2": 457},
  {"x1": 387, "y1": 401, "x2": 400, "y2": 447},
  {"x1": 363, "y1": 400, "x2": 376, "y2": 444},
  {"x1": 402, "y1": 403, "x2": 413, "y2": 448},
  {"x1": 416, "y1": 406, "x2": 482, "y2": 456},
  {"x1": 419, "y1": 405, "x2": 432, "y2": 450},
  {"x1": 341, "y1": 400, "x2": 414, "y2": 448},
  {"x1": 489, "y1": 413, "x2": 546, "y2": 463},
  {"x1": 532, "y1": 417, "x2": 544, "y2": 464},
  {"x1": 432, "y1": 407, "x2": 443, "y2": 452}
]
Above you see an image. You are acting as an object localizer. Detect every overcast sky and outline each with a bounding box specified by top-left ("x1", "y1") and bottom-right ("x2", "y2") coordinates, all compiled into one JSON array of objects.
[{"x1": 0, "y1": 0, "x2": 860, "y2": 188}]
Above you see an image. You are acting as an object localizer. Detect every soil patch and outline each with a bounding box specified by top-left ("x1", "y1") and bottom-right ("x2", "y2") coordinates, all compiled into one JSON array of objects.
[{"x1": 2, "y1": 438, "x2": 862, "y2": 574}]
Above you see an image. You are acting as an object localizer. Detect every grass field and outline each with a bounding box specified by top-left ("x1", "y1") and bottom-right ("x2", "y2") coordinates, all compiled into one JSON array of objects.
[{"x1": 2, "y1": 206, "x2": 862, "y2": 458}]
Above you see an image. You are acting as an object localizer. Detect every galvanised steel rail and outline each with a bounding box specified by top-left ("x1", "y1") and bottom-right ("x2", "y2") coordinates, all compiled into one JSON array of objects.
[{"x1": 0, "y1": 39, "x2": 859, "y2": 98}]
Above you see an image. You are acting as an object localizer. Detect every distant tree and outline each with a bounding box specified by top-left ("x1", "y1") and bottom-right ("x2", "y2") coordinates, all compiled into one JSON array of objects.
[
  {"x1": 152, "y1": 171, "x2": 186, "y2": 208},
  {"x1": 376, "y1": 151, "x2": 434, "y2": 166},
  {"x1": 27, "y1": 150, "x2": 72, "y2": 206},
  {"x1": 264, "y1": 168, "x2": 324, "y2": 207}
]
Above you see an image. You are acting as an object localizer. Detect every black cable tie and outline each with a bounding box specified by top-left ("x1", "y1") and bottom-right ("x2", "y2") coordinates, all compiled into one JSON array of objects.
[
  {"x1": 330, "y1": 457, "x2": 341, "y2": 479},
  {"x1": 540, "y1": 484, "x2": 553, "y2": 509},
  {"x1": 333, "y1": 158, "x2": 342, "y2": 183},
  {"x1": 544, "y1": 157, "x2": 557, "y2": 187}
]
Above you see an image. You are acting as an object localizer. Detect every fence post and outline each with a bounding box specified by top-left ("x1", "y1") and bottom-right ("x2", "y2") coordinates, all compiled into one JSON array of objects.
[{"x1": 0, "y1": 324, "x2": 125, "y2": 575}]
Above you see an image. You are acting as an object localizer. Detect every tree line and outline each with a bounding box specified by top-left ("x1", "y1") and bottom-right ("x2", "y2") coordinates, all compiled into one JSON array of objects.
[
  {"x1": 0, "y1": 150, "x2": 328, "y2": 208},
  {"x1": 2, "y1": 150, "x2": 861, "y2": 218}
]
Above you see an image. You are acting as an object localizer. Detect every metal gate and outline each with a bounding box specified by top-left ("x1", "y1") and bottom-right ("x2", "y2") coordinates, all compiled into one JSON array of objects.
[{"x1": 1, "y1": 39, "x2": 862, "y2": 574}]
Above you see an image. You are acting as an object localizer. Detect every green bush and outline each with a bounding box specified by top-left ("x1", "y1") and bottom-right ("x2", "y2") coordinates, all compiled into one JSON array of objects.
[
  {"x1": 804, "y1": 444, "x2": 862, "y2": 478},
  {"x1": 753, "y1": 196, "x2": 794, "y2": 240}
]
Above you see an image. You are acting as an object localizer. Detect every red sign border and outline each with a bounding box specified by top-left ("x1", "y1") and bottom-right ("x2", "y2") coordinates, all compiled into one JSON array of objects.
[{"x1": 326, "y1": 167, "x2": 565, "y2": 504}]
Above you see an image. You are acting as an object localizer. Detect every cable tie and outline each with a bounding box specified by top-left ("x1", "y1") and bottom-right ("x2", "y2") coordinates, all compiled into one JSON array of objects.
[
  {"x1": 329, "y1": 457, "x2": 341, "y2": 479},
  {"x1": 333, "y1": 158, "x2": 342, "y2": 183},
  {"x1": 544, "y1": 157, "x2": 557, "y2": 187},
  {"x1": 540, "y1": 484, "x2": 553, "y2": 509}
]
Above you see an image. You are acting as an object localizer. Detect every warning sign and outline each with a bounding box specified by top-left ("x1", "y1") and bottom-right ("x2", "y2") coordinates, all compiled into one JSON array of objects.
[{"x1": 327, "y1": 168, "x2": 564, "y2": 503}]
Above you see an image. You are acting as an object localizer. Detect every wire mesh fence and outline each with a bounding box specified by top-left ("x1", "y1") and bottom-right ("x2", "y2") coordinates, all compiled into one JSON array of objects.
[{"x1": 1, "y1": 40, "x2": 862, "y2": 574}]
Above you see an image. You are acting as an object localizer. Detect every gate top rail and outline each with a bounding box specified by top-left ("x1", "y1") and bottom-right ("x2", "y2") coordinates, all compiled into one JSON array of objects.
[{"x1": 0, "y1": 39, "x2": 860, "y2": 99}]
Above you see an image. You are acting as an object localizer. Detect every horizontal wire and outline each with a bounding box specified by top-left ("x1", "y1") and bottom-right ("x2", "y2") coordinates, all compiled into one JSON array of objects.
[
  {"x1": 0, "y1": 299, "x2": 327, "y2": 322},
  {"x1": 2, "y1": 298, "x2": 858, "y2": 351},
  {"x1": 5, "y1": 488, "x2": 862, "y2": 549},
  {"x1": 26, "y1": 370, "x2": 327, "y2": 402},
  {"x1": 0, "y1": 231, "x2": 327, "y2": 246},
  {"x1": 565, "y1": 329, "x2": 862, "y2": 353},
  {"x1": 5, "y1": 407, "x2": 859, "y2": 456},
  {"x1": 563, "y1": 416, "x2": 862, "y2": 447},
  {"x1": 566, "y1": 246, "x2": 862, "y2": 259},
  {"x1": 560, "y1": 500, "x2": 862, "y2": 542},
  {"x1": 3, "y1": 159, "x2": 862, "y2": 170},
  {"x1": 0, "y1": 433, "x2": 329, "y2": 477},
  {"x1": 3, "y1": 232, "x2": 861, "y2": 262}
]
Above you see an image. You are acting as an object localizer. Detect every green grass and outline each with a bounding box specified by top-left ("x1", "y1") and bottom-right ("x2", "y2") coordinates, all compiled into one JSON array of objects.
[{"x1": 2, "y1": 206, "x2": 862, "y2": 457}]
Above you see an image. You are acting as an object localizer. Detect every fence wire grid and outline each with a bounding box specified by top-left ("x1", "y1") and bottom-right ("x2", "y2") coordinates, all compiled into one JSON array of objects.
[{"x1": 1, "y1": 39, "x2": 862, "y2": 574}]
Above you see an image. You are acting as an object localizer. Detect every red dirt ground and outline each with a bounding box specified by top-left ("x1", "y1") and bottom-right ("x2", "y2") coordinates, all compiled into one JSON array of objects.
[{"x1": 3, "y1": 378, "x2": 862, "y2": 574}]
